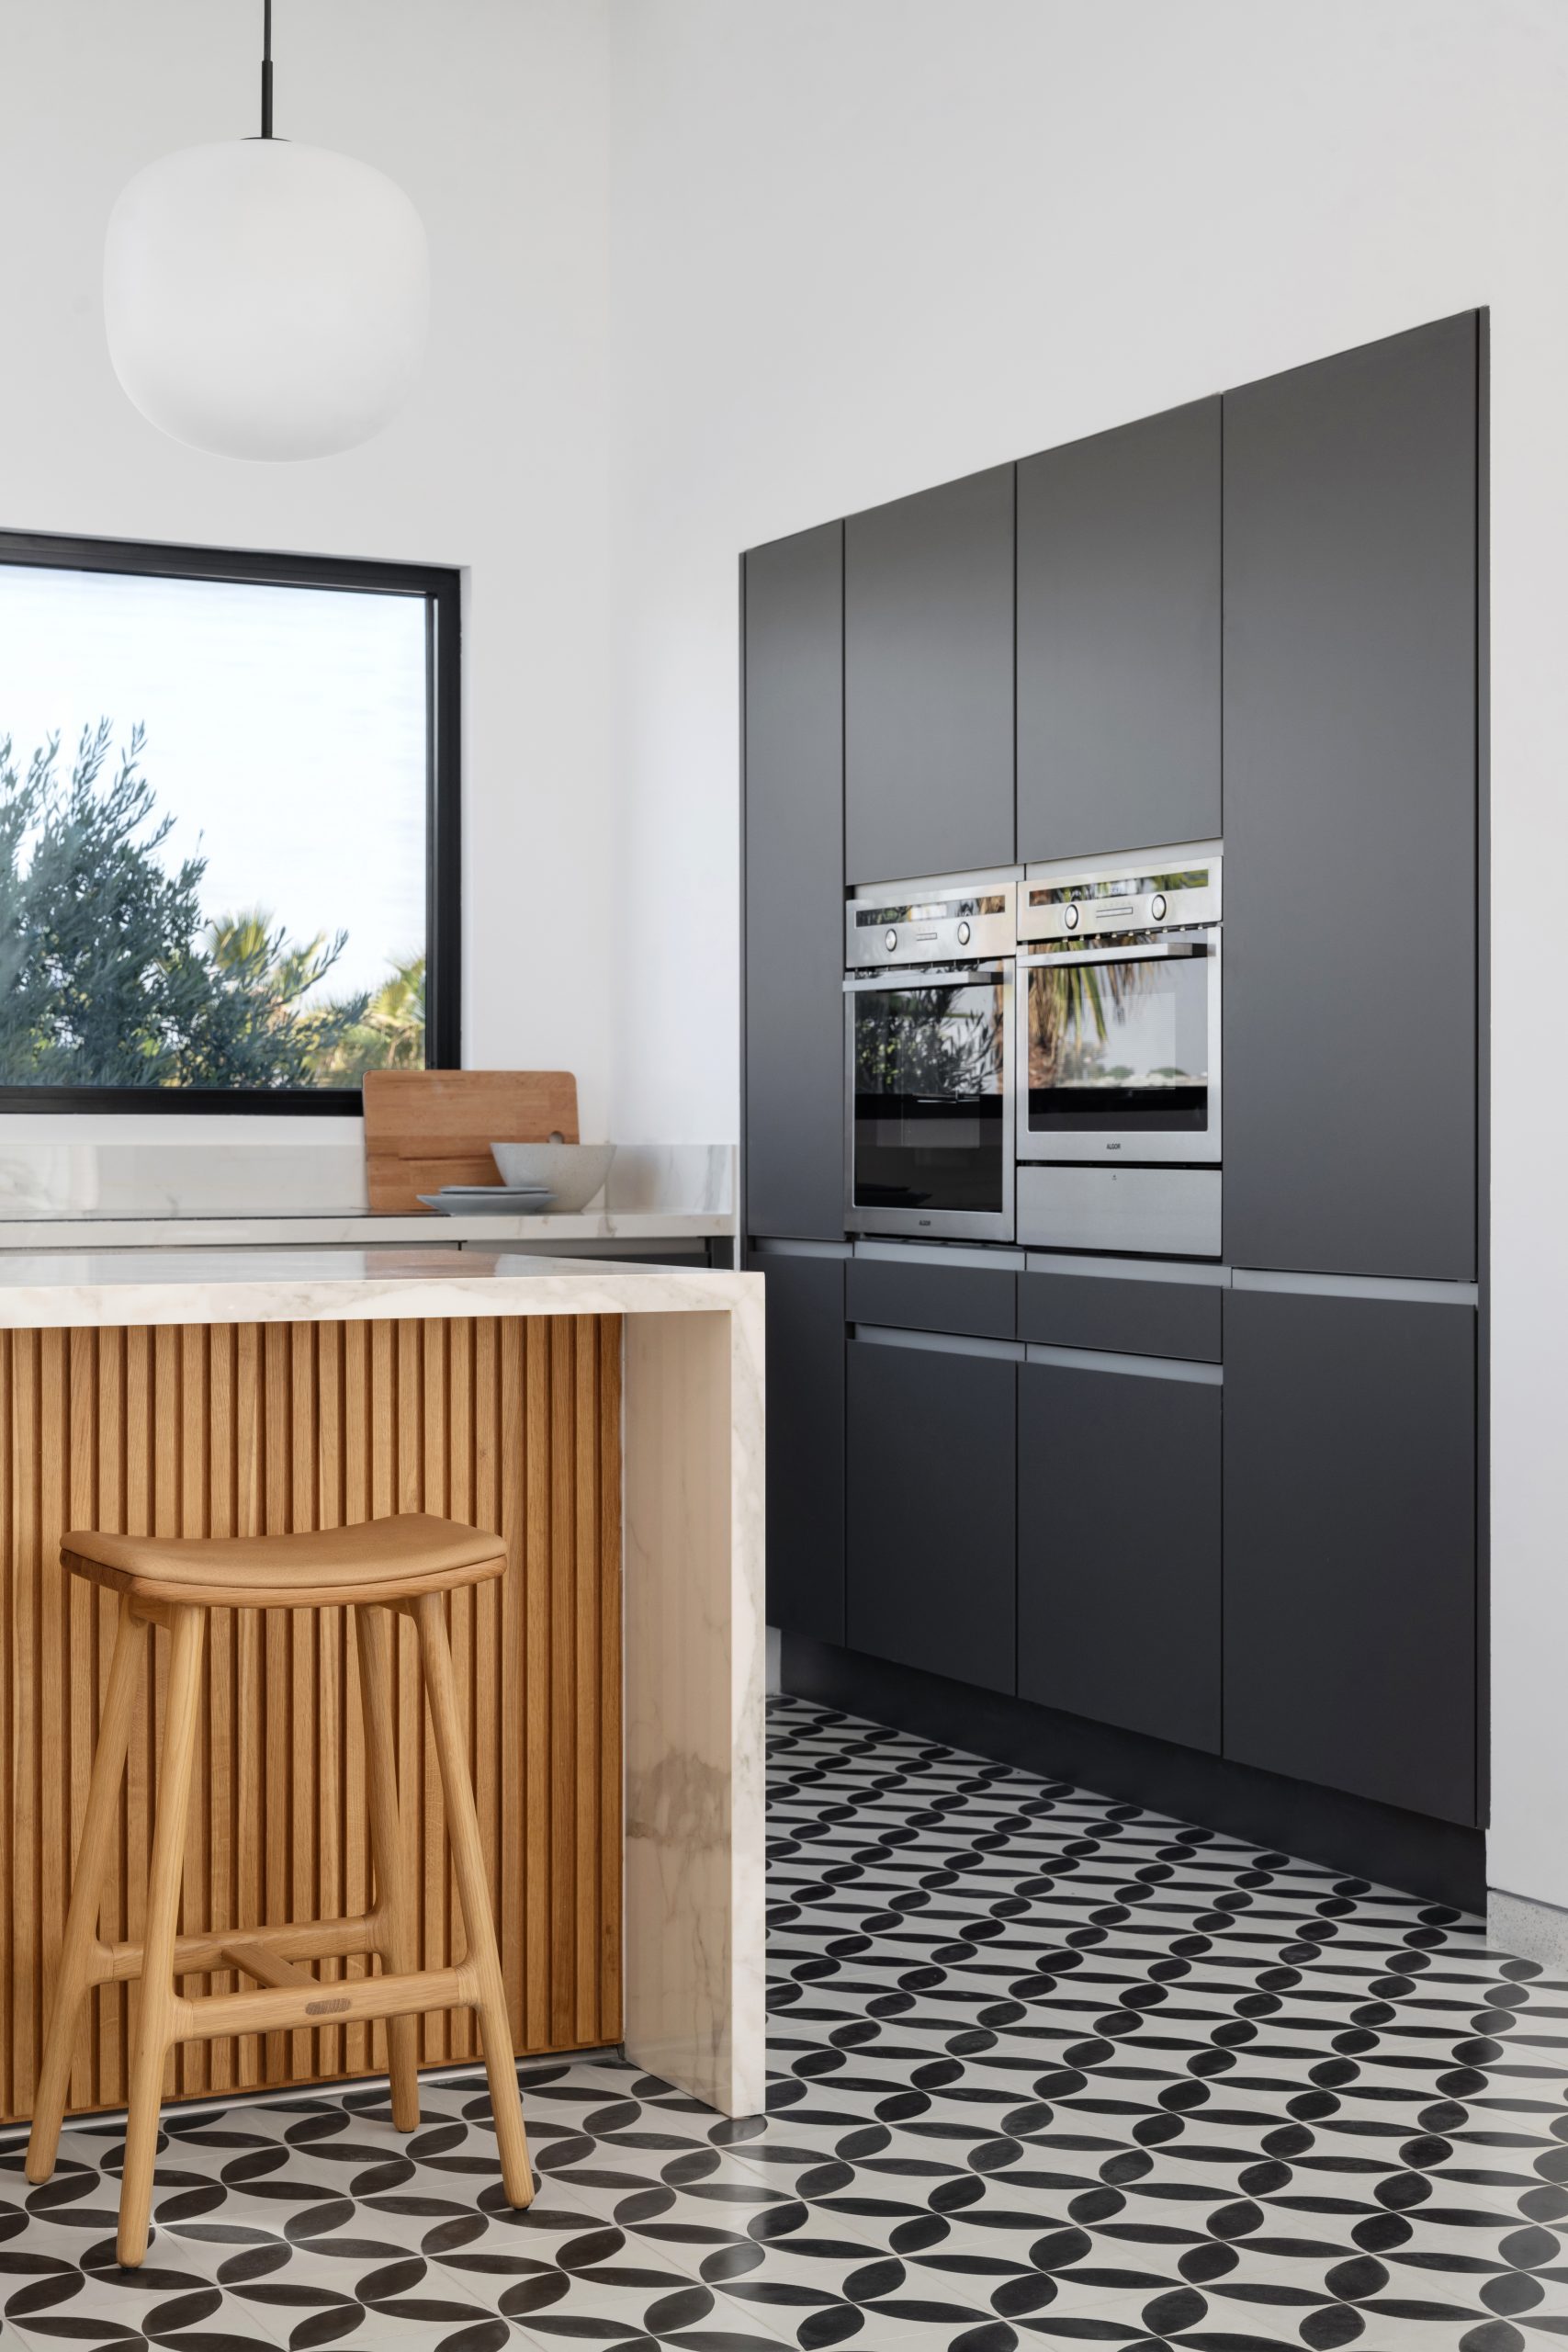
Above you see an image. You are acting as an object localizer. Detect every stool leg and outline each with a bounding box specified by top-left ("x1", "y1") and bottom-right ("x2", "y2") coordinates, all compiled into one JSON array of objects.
[
  {"x1": 413, "y1": 1591, "x2": 534, "y2": 2207},
  {"x1": 354, "y1": 1602, "x2": 422, "y2": 2131},
  {"x1": 27, "y1": 1598, "x2": 148, "y2": 2186},
  {"x1": 118, "y1": 1605, "x2": 205, "y2": 2268}
]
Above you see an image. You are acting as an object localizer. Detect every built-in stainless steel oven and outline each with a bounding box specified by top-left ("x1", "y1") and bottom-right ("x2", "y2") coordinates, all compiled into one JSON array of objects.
[
  {"x1": 1015, "y1": 848, "x2": 1222, "y2": 1257},
  {"x1": 1017, "y1": 849, "x2": 1221, "y2": 1162},
  {"x1": 845, "y1": 875, "x2": 1016, "y2": 1241}
]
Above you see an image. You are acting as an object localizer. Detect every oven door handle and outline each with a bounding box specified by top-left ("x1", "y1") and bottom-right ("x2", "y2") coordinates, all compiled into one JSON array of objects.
[
  {"x1": 843, "y1": 961, "x2": 1014, "y2": 992},
  {"x1": 1018, "y1": 940, "x2": 1210, "y2": 970}
]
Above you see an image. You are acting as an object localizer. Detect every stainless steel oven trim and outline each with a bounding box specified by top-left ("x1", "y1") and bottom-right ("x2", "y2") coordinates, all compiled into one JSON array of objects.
[
  {"x1": 847, "y1": 876, "x2": 1018, "y2": 971},
  {"x1": 843, "y1": 960, "x2": 1016, "y2": 1242},
  {"x1": 852, "y1": 865, "x2": 1022, "y2": 896},
  {"x1": 1016, "y1": 932, "x2": 1221, "y2": 1167},
  {"x1": 1018, "y1": 842, "x2": 1222, "y2": 945},
  {"x1": 1022, "y1": 838, "x2": 1222, "y2": 880},
  {"x1": 856, "y1": 1239, "x2": 1026, "y2": 1270}
]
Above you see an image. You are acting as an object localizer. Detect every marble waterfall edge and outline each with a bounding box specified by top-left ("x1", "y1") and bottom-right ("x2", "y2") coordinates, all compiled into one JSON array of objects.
[{"x1": 624, "y1": 1283, "x2": 766, "y2": 2116}]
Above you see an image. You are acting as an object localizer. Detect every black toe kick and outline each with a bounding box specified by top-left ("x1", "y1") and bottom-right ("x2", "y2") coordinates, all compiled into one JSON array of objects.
[{"x1": 780, "y1": 1635, "x2": 1484, "y2": 1915}]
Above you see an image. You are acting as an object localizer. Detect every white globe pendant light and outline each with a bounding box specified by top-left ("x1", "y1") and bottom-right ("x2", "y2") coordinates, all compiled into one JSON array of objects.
[{"x1": 104, "y1": 3, "x2": 428, "y2": 461}]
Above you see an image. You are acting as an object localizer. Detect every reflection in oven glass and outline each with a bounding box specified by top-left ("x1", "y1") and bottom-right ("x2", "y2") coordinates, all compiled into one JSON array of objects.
[
  {"x1": 1027, "y1": 956, "x2": 1209, "y2": 1135},
  {"x1": 853, "y1": 981, "x2": 1005, "y2": 1213}
]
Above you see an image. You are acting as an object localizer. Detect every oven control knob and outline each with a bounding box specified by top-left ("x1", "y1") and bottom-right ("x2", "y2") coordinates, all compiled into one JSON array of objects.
[
  {"x1": 1063, "y1": 904, "x2": 1080, "y2": 931},
  {"x1": 885, "y1": 928, "x2": 898, "y2": 952},
  {"x1": 1150, "y1": 892, "x2": 1168, "y2": 921},
  {"x1": 956, "y1": 920, "x2": 971, "y2": 946}
]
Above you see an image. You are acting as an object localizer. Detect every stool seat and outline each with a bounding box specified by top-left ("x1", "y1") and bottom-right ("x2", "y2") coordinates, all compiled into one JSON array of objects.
[{"x1": 62, "y1": 1511, "x2": 507, "y2": 1610}]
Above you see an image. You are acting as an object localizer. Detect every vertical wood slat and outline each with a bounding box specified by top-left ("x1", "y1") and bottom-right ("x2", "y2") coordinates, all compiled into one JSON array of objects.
[
  {"x1": 0, "y1": 1337, "x2": 12, "y2": 2119},
  {"x1": 0, "y1": 1312, "x2": 621, "y2": 2125},
  {"x1": 15, "y1": 1331, "x2": 41, "y2": 2113},
  {"x1": 341, "y1": 1321, "x2": 370, "y2": 2077},
  {"x1": 518, "y1": 1322, "x2": 547, "y2": 2052},
  {"x1": 67, "y1": 1329, "x2": 97, "y2": 2110}
]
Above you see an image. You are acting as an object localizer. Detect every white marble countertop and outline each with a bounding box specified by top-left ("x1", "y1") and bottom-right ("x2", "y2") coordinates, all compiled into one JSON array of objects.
[
  {"x1": 0, "y1": 1135, "x2": 735, "y2": 1236},
  {"x1": 0, "y1": 1246, "x2": 759, "y2": 1331},
  {"x1": 0, "y1": 1208, "x2": 732, "y2": 1251}
]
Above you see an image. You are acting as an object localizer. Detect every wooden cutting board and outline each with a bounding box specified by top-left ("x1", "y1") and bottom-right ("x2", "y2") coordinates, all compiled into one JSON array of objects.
[{"x1": 363, "y1": 1069, "x2": 580, "y2": 1214}]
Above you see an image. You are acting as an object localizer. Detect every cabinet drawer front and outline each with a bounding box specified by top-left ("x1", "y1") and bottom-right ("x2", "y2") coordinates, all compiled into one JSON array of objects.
[
  {"x1": 1018, "y1": 1357, "x2": 1221, "y2": 1754},
  {"x1": 847, "y1": 1256, "x2": 1016, "y2": 1340},
  {"x1": 1223, "y1": 1285, "x2": 1476, "y2": 1825},
  {"x1": 845, "y1": 1335, "x2": 1016, "y2": 1696},
  {"x1": 1018, "y1": 1270, "x2": 1220, "y2": 1361}
]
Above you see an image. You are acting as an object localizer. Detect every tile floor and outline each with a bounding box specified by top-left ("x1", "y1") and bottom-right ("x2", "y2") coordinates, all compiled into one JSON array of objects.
[{"x1": 0, "y1": 1695, "x2": 1563, "y2": 2351}]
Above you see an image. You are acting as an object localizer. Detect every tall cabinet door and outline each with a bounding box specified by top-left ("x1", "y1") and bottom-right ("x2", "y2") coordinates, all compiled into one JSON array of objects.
[
  {"x1": 1224, "y1": 1283, "x2": 1476, "y2": 1826},
  {"x1": 759, "y1": 1248, "x2": 846, "y2": 1644},
  {"x1": 845, "y1": 1333, "x2": 1016, "y2": 1693},
  {"x1": 844, "y1": 465, "x2": 1015, "y2": 884},
  {"x1": 1224, "y1": 312, "x2": 1479, "y2": 1279},
  {"x1": 1017, "y1": 1354, "x2": 1221, "y2": 1753},
  {"x1": 1017, "y1": 398, "x2": 1221, "y2": 864},
  {"x1": 744, "y1": 522, "x2": 845, "y2": 1241}
]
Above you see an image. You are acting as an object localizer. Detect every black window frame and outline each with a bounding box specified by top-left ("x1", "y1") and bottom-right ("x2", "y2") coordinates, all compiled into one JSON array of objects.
[{"x1": 0, "y1": 527, "x2": 460, "y2": 1115}]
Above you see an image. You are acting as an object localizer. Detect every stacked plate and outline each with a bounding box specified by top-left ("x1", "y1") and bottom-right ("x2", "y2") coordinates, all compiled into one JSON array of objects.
[{"x1": 416, "y1": 1185, "x2": 555, "y2": 1216}]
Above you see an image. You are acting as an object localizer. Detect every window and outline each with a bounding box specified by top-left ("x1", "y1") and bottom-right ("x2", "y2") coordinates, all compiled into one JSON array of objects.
[{"x1": 0, "y1": 531, "x2": 458, "y2": 1112}]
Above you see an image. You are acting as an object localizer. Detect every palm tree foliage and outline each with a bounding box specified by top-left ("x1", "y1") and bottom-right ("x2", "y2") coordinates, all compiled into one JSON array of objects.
[
  {"x1": 1028, "y1": 954, "x2": 1152, "y2": 1090},
  {"x1": 0, "y1": 723, "x2": 422, "y2": 1089},
  {"x1": 313, "y1": 952, "x2": 426, "y2": 1079},
  {"x1": 855, "y1": 982, "x2": 1005, "y2": 1099}
]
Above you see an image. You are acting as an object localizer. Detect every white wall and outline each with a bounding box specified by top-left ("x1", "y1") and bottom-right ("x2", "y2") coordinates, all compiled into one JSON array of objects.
[
  {"x1": 599, "y1": 0, "x2": 1568, "y2": 1916},
  {"x1": 0, "y1": 0, "x2": 615, "y2": 1136}
]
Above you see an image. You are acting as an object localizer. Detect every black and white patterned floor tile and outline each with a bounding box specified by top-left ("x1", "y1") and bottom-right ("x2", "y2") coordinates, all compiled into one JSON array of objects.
[{"x1": 3, "y1": 1695, "x2": 1568, "y2": 2350}]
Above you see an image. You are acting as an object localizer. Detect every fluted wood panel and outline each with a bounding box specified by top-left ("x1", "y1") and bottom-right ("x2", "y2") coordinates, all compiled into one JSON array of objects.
[{"x1": 0, "y1": 1314, "x2": 622, "y2": 2124}]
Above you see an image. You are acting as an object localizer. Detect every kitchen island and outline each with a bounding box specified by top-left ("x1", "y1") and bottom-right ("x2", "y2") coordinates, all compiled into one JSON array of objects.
[{"x1": 0, "y1": 1248, "x2": 762, "y2": 2130}]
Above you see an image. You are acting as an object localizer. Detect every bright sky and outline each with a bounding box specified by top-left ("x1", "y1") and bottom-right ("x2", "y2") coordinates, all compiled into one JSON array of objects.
[{"x1": 0, "y1": 563, "x2": 427, "y2": 1003}]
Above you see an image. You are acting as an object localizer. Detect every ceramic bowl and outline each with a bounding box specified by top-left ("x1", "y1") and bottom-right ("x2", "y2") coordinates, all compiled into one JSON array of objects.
[{"x1": 489, "y1": 1141, "x2": 615, "y2": 1213}]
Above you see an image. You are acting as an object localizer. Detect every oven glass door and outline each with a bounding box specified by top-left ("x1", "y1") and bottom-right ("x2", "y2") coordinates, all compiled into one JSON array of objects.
[
  {"x1": 1021, "y1": 939, "x2": 1219, "y2": 1163},
  {"x1": 849, "y1": 967, "x2": 1012, "y2": 1231}
]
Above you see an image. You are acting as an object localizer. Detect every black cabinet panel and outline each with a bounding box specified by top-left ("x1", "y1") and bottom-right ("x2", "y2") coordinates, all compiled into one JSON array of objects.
[
  {"x1": 846, "y1": 1256, "x2": 1016, "y2": 1341},
  {"x1": 1224, "y1": 313, "x2": 1479, "y2": 1279},
  {"x1": 1224, "y1": 1286, "x2": 1476, "y2": 1825},
  {"x1": 1018, "y1": 1271, "x2": 1221, "y2": 1362},
  {"x1": 744, "y1": 523, "x2": 845, "y2": 1240},
  {"x1": 761, "y1": 1251, "x2": 846, "y2": 1643},
  {"x1": 1018, "y1": 1361, "x2": 1221, "y2": 1751},
  {"x1": 844, "y1": 466, "x2": 1014, "y2": 883},
  {"x1": 1018, "y1": 399, "x2": 1221, "y2": 863},
  {"x1": 846, "y1": 1337, "x2": 1015, "y2": 1693}
]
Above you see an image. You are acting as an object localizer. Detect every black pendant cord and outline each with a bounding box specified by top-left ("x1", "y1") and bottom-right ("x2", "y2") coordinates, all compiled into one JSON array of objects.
[{"x1": 260, "y1": 0, "x2": 274, "y2": 138}]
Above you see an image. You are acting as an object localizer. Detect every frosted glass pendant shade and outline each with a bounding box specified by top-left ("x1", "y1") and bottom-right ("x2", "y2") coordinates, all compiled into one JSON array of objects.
[{"x1": 104, "y1": 140, "x2": 429, "y2": 460}]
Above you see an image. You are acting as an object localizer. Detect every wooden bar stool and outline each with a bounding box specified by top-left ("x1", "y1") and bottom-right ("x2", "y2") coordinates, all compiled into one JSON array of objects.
[{"x1": 24, "y1": 1511, "x2": 535, "y2": 2268}]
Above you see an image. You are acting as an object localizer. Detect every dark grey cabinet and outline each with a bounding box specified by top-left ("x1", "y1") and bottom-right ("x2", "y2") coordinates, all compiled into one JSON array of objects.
[
  {"x1": 1017, "y1": 1267, "x2": 1222, "y2": 1363},
  {"x1": 760, "y1": 1250, "x2": 846, "y2": 1644},
  {"x1": 844, "y1": 465, "x2": 1014, "y2": 884},
  {"x1": 1224, "y1": 1284, "x2": 1476, "y2": 1825},
  {"x1": 1224, "y1": 312, "x2": 1480, "y2": 1280},
  {"x1": 845, "y1": 1253, "x2": 1016, "y2": 1341},
  {"x1": 846, "y1": 1334, "x2": 1015, "y2": 1692},
  {"x1": 1018, "y1": 1357, "x2": 1221, "y2": 1751},
  {"x1": 743, "y1": 522, "x2": 845, "y2": 1240},
  {"x1": 1017, "y1": 399, "x2": 1221, "y2": 863}
]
